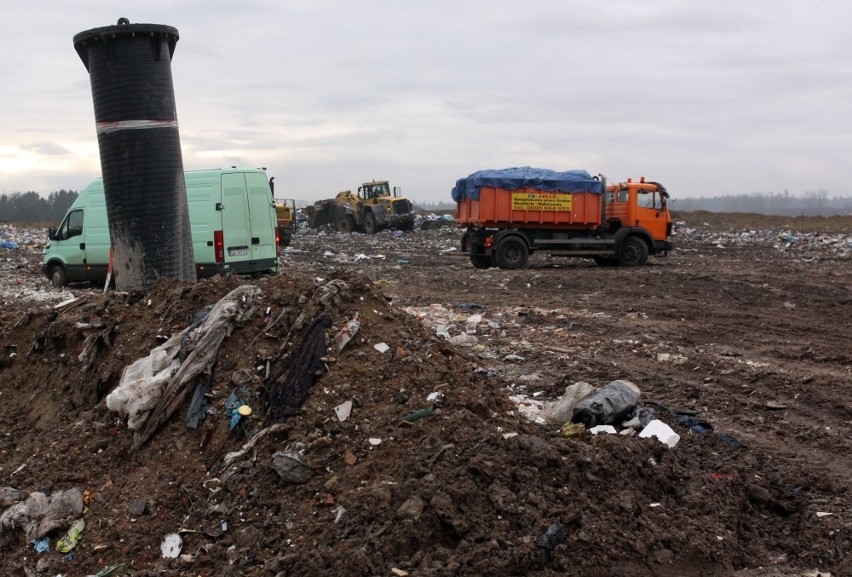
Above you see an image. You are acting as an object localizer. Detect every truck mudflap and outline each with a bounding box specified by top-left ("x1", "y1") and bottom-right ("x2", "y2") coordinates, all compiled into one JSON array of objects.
[{"x1": 654, "y1": 240, "x2": 674, "y2": 255}]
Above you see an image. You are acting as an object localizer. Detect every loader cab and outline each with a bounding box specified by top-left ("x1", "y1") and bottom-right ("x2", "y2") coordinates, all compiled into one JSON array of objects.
[{"x1": 359, "y1": 180, "x2": 392, "y2": 201}]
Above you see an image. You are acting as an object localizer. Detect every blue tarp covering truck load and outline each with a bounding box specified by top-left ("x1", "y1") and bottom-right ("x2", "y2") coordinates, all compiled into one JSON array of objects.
[
  {"x1": 453, "y1": 167, "x2": 673, "y2": 269},
  {"x1": 452, "y1": 168, "x2": 604, "y2": 201}
]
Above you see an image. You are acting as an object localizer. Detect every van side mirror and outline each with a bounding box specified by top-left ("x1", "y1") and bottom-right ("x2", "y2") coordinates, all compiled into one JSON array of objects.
[{"x1": 47, "y1": 227, "x2": 56, "y2": 241}]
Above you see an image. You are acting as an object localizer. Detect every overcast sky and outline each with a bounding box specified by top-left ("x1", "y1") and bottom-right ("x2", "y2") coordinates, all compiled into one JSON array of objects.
[{"x1": 1, "y1": 1, "x2": 850, "y2": 204}]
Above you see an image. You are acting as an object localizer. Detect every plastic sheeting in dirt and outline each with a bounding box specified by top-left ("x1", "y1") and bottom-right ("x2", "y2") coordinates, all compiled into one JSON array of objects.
[
  {"x1": 0, "y1": 487, "x2": 83, "y2": 541},
  {"x1": 106, "y1": 285, "x2": 262, "y2": 449}
]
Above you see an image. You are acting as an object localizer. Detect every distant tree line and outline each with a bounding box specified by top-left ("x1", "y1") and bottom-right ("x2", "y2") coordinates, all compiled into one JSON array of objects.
[
  {"x1": 672, "y1": 191, "x2": 851, "y2": 216},
  {"x1": 0, "y1": 190, "x2": 79, "y2": 223},
  {"x1": 412, "y1": 201, "x2": 456, "y2": 212}
]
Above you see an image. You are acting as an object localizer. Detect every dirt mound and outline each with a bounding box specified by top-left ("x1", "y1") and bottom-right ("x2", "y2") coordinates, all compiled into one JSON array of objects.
[{"x1": 0, "y1": 214, "x2": 849, "y2": 576}]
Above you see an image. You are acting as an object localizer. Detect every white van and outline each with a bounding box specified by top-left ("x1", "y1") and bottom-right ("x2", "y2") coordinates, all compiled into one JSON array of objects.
[{"x1": 42, "y1": 168, "x2": 280, "y2": 287}]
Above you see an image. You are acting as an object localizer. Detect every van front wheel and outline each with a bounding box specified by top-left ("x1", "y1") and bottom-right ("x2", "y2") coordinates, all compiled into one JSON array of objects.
[{"x1": 49, "y1": 265, "x2": 67, "y2": 288}]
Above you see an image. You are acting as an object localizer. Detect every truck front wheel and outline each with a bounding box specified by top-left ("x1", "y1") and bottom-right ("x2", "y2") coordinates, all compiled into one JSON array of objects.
[
  {"x1": 337, "y1": 215, "x2": 357, "y2": 233},
  {"x1": 49, "y1": 264, "x2": 67, "y2": 288},
  {"x1": 364, "y1": 211, "x2": 379, "y2": 234},
  {"x1": 494, "y1": 236, "x2": 529, "y2": 269},
  {"x1": 617, "y1": 237, "x2": 648, "y2": 267}
]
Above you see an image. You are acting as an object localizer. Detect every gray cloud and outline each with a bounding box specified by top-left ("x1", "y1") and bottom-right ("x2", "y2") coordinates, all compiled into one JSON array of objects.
[{"x1": 0, "y1": 0, "x2": 849, "y2": 201}]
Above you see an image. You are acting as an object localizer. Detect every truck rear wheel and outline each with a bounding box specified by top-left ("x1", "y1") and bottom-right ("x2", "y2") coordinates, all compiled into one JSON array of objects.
[
  {"x1": 49, "y1": 264, "x2": 67, "y2": 288},
  {"x1": 494, "y1": 236, "x2": 529, "y2": 269},
  {"x1": 337, "y1": 215, "x2": 357, "y2": 233},
  {"x1": 617, "y1": 237, "x2": 648, "y2": 267}
]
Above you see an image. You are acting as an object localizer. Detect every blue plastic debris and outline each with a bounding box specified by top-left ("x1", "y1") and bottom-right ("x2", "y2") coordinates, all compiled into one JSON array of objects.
[
  {"x1": 32, "y1": 537, "x2": 50, "y2": 553},
  {"x1": 224, "y1": 386, "x2": 252, "y2": 431}
]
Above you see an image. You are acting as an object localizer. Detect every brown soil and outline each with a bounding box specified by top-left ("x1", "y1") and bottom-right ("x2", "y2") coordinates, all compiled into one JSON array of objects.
[{"x1": 0, "y1": 213, "x2": 849, "y2": 577}]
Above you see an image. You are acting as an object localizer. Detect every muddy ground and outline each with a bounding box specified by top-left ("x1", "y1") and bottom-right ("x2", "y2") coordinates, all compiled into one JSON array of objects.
[{"x1": 0, "y1": 212, "x2": 849, "y2": 577}]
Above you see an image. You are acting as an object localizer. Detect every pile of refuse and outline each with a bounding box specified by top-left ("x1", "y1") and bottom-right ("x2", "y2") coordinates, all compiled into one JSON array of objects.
[
  {"x1": 0, "y1": 224, "x2": 44, "y2": 249},
  {"x1": 673, "y1": 222, "x2": 851, "y2": 259}
]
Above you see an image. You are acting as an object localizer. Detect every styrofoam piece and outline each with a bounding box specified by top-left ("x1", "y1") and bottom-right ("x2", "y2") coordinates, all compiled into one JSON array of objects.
[
  {"x1": 588, "y1": 425, "x2": 617, "y2": 435},
  {"x1": 374, "y1": 342, "x2": 390, "y2": 353},
  {"x1": 639, "y1": 419, "x2": 680, "y2": 448},
  {"x1": 334, "y1": 400, "x2": 353, "y2": 422},
  {"x1": 161, "y1": 532, "x2": 182, "y2": 558}
]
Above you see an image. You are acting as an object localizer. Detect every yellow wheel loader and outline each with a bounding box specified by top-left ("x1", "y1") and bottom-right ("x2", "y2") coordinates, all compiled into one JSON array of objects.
[{"x1": 305, "y1": 180, "x2": 415, "y2": 234}]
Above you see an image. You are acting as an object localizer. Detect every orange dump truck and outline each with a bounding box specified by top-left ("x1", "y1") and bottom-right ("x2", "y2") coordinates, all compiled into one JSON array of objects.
[{"x1": 452, "y1": 167, "x2": 673, "y2": 269}]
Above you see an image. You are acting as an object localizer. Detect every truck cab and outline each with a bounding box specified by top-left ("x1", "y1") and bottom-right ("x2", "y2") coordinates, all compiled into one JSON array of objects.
[{"x1": 605, "y1": 178, "x2": 672, "y2": 257}]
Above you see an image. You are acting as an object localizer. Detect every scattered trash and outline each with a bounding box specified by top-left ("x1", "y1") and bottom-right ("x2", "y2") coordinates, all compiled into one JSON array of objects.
[
  {"x1": 572, "y1": 380, "x2": 640, "y2": 429},
  {"x1": 448, "y1": 333, "x2": 478, "y2": 347},
  {"x1": 90, "y1": 563, "x2": 124, "y2": 577},
  {"x1": 220, "y1": 422, "x2": 288, "y2": 471},
  {"x1": 160, "y1": 532, "x2": 182, "y2": 558},
  {"x1": 621, "y1": 408, "x2": 655, "y2": 430},
  {"x1": 107, "y1": 285, "x2": 263, "y2": 450},
  {"x1": 264, "y1": 313, "x2": 333, "y2": 423},
  {"x1": 368, "y1": 437, "x2": 382, "y2": 446},
  {"x1": 31, "y1": 537, "x2": 50, "y2": 553},
  {"x1": 334, "y1": 400, "x2": 353, "y2": 422},
  {"x1": 535, "y1": 521, "x2": 566, "y2": 567},
  {"x1": 589, "y1": 425, "x2": 617, "y2": 435},
  {"x1": 56, "y1": 518, "x2": 85, "y2": 553},
  {"x1": 271, "y1": 445, "x2": 314, "y2": 484},
  {"x1": 675, "y1": 414, "x2": 713, "y2": 434},
  {"x1": 542, "y1": 382, "x2": 596, "y2": 425},
  {"x1": 402, "y1": 406, "x2": 435, "y2": 422},
  {"x1": 391, "y1": 568, "x2": 409, "y2": 577},
  {"x1": 0, "y1": 487, "x2": 22, "y2": 507},
  {"x1": 185, "y1": 377, "x2": 211, "y2": 429},
  {"x1": 639, "y1": 420, "x2": 681, "y2": 448},
  {"x1": 332, "y1": 314, "x2": 360, "y2": 355},
  {"x1": 238, "y1": 405, "x2": 252, "y2": 417},
  {"x1": 560, "y1": 422, "x2": 585, "y2": 437},
  {"x1": 334, "y1": 506, "x2": 346, "y2": 523},
  {"x1": 224, "y1": 387, "x2": 253, "y2": 431},
  {"x1": 374, "y1": 342, "x2": 390, "y2": 354},
  {"x1": 717, "y1": 433, "x2": 742, "y2": 448},
  {"x1": 426, "y1": 391, "x2": 446, "y2": 405},
  {"x1": 816, "y1": 512, "x2": 833, "y2": 518},
  {"x1": 656, "y1": 352, "x2": 688, "y2": 364},
  {"x1": 0, "y1": 487, "x2": 84, "y2": 541}
]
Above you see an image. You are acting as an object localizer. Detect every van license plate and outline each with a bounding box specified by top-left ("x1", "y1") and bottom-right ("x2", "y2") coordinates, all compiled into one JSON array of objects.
[{"x1": 228, "y1": 247, "x2": 249, "y2": 256}]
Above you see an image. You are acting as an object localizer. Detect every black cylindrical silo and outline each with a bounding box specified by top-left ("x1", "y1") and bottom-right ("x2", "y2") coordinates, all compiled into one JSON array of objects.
[{"x1": 74, "y1": 17, "x2": 195, "y2": 292}]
